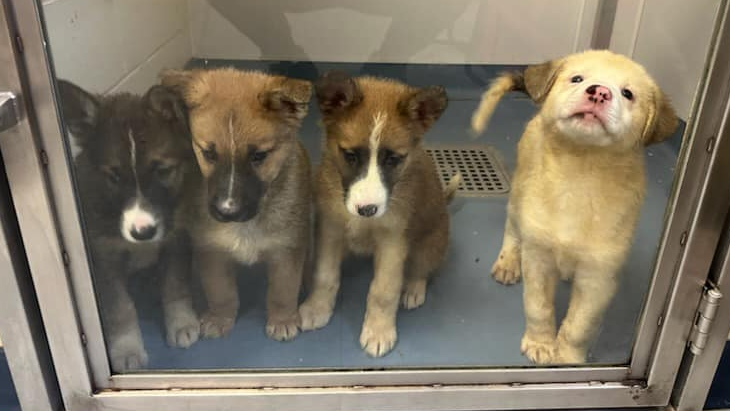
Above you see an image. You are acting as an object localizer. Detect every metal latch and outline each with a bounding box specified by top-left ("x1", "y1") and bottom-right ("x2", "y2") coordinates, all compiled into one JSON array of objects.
[
  {"x1": 688, "y1": 286, "x2": 723, "y2": 355},
  {"x1": 0, "y1": 91, "x2": 20, "y2": 133}
]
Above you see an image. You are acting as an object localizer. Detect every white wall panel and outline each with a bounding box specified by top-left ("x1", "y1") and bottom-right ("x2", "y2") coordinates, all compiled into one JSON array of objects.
[
  {"x1": 188, "y1": 0, "x2": 599, "y2": 64},
  {"x1": 43, "y1": 0, "x2": 192, "y2": 94}
]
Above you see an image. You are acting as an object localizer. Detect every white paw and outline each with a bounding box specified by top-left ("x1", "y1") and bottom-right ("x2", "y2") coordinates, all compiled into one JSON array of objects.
[
  {"x1": 166, "y1": 309, "x2": 200, "y2": 348},
  {"x1": 266, "y1": 318, "x2": 300, "y2": 342},
  {"x1": 109, "y1": 333, "x2": 148, "y2": 372},
  {"x1": 492, "y1": 248, "x2": 521, "y2": 284},
  {"x1": 360, "y1": 319, "x2": 397, "y2": 358},
  {"x1": 400, "y1": 280, "x2": 427, "y2": 310},
  {"x1": 298, "y1": 298, "x2": 334, "y2": 331},
  {"x1": 200, "y1": 312, "x2": 235, "y2": 339},
  {"x1": 520, "y1": 333, "x2": 557, "y2": 365}
]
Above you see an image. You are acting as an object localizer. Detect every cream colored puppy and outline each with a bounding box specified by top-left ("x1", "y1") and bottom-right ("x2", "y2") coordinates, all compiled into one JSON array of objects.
[{"x1": 471, "y1": 50, "x2": 678, "y2": 365}]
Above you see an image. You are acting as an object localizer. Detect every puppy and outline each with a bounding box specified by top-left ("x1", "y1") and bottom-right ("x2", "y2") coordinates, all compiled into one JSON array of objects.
[
  {"x1": 161, "y1": 68, "x2": 312, "y2": 342},
  {"x1": 299, "y1": 71, "x2": 459, "y2": 357},
  {"x1": 471, "y1": 50, "x2": 678, "y2": 364},
  {"x1": 59, "y1": 80, "x2": 201, "y2": 372}
]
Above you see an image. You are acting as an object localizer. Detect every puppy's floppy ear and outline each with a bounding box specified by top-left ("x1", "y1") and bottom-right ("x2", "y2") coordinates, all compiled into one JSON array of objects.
[
  {"x1": 399, "y1": 85, "x2": 448, "y2": 134},
  {"x1": 56, "y1": 79, "x2": 99, "y2": 141},
  {"x1": 258, "y1": 77, "x2": 312, "y2": 127},
  {"x1": 524, "y1": 59, "x2": 563, "y2": 102},
  {"x1": 160, "y1": 69, "x2": 205, "y2": 108},
  {"x1": 642, "y1": 89, "x2": 678, "y2": 146},
  {"x1": 144, "y1": 85, "x2": 188, "y2": 126},
  {"x1": 314, "y1": 70, "x2": 363, "y2": 118}
]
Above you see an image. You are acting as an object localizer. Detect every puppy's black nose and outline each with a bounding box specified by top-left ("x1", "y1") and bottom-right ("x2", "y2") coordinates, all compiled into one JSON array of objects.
[
  {"x1": 211, "y1": 197, "x2": 242, "y2": 221},
  {"x1": 357, "y1": 204, "x2": 378, "y2": 217},
  {"x1": 130, "y1": 225, "x2": 157, "y2": 241}
]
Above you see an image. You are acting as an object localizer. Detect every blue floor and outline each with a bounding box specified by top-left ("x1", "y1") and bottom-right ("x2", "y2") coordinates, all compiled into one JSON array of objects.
[
  {"x1": 120, "y1": 61, "x2": 684, "y2": 370},
  {"x1": 0, "y1": 350, "x2": 20, "y2": 411}
]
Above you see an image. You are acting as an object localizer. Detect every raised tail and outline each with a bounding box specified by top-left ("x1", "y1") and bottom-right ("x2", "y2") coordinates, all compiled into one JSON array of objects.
[
  {"x1": 444, "y1": 172, "x2": 462, "y2": 204},
  {"x1": 470, "y1": 71, "x2": 526, "y2": 136}
]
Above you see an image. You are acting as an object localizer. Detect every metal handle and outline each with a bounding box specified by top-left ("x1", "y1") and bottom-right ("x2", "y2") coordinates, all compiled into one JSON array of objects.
[{"x1": 0, "y1": 91, "x2": 20, "y2": 132}]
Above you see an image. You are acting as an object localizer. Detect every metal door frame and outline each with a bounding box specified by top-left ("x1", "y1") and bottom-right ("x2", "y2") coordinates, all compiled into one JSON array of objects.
[{"x1": 0, "y1": 0, "x2": 729, "y2": 410}]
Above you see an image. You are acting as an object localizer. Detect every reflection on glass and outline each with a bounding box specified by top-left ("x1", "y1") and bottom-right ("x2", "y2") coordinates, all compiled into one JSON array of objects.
[{"x1": 42, "y1": 0, "x2": 718, "y2": 371}]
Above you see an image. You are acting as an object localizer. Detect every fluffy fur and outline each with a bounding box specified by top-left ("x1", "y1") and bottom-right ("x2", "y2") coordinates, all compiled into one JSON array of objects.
[
  {"x1": 472, "y1": 50, "x2": 678, "y2": 364},
  {"x1": 58, "y1": 79, "x2": 200, "y2": 372},
  {"x1": 299, "y1": 71, "x2": 459, "y2": 357},
  {"x1": 161, "y1": 68, "x2": 312, "y2": 342}
]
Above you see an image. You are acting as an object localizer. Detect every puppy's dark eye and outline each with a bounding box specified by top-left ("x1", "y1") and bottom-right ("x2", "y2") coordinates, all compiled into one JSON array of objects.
[
  {"x1": 383, "y1": 150, "x2": 404, "y2": 168},
  {"x1": 571, "y1": 75, "x2": 584, "y2": 83},
  {"x1": 155, "y1": 165, "x2": 175, "y2": 180},
  {"x1": 250, "y1": 150, "x2": 268, "y2": 165},
  {"x1": 621, "y1": 88, "x2": 634, "y2": 101},
  {"x1": 104, "y1": 168, "x2": 121, "y2": 185},
  {"x1": 201, "y1": 145, "x2": 217, "y2": 163},
  {"x1": 342, "y1": 149, "x2": 358, "y2": 166}
]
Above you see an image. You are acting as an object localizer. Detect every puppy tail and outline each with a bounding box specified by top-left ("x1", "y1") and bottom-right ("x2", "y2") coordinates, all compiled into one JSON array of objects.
[
  {"x1": 470, "y1": 72, "x2": 525, "y2": 137},
  {"x1": 444, "y1": 172, "x2": 462, "y2": 203}
]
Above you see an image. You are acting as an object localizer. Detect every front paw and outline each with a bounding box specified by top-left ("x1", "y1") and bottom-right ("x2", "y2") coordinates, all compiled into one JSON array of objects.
[
  {"x1": 200, "y1": 312, "x2": 235, "y2": 339},
  {"x1": 554, "y1": 338, "x2": 587, "y2": 364},
  {"x1": 299, "y1": 298, "x2": 334, "y2": 331},
  {"x1": 166, "y1": 310, "x2": 200, "y2": 348},
  {"x1": 109, "y1": 334, "x2": 148, "y2": 372},
  {"x1": 520, "y1": 333, "x2": 557, "y2": 365},
  {"x1": 401, "y1": 279, "x2": 427, "y2": 310},
  {"x1": 360, "y1": 318, "x2": 397, "y2": 358},
  {"x1": 492, "y1": 248, "x2": 521, "y2": 284},
  {"x1": 266, "y1": 312, "x2": 300, "y2": 342}
]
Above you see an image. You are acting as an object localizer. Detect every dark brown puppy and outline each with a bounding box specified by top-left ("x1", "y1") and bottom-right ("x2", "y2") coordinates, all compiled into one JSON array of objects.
[
  {"x1": 59, "y1": 80, "x2": 200, "y2": 372},
  {"x1": 162, "y1": 68, "x2": 312, "y2": 341},
  {"x1": 299, "y1": 72, "x2": 459, "y2": 357}
]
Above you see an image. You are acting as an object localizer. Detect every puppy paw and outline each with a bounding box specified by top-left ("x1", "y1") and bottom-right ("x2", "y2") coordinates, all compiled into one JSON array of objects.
[
  {"x1": 109, "y1": 334, "x2": 148, "y2": 372},
  {"x1": 520, "y1": 334, "x2": 557, "y2": 365},
  {"x1": 200, "y1": 312, "x2": 235, "y2": 339},
  {"x1": 360, "y1": 319, "x2": 397, "y2": 357},
  {"x1": 266, "y1": 312, "x2": 300, "y2": 341},
  {"x1": 166, "y1": 312, "x2": 200, "y2": 349},
  {"x1": 492, "y1": 249, "x2": 521, "y2": 284},
  {"x1": 554, "y1": 340, "x2": 587, "y2": 364},
  {"x1": 401, "y1": 279, "x2": 427, "y2": 310},
  {"x1": 298, "y1": 298, "x2": 334, "y2": 331}
]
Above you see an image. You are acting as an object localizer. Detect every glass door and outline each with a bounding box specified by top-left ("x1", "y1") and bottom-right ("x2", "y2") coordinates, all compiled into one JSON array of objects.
[{"x1": 1, "y1": 0, "x2": 729, "y2": 410}]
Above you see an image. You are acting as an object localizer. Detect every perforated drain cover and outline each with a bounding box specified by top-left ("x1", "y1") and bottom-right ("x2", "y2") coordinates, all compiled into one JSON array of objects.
[{"x1": 426, "y1": 145, "x2": 510, "y2": 197}]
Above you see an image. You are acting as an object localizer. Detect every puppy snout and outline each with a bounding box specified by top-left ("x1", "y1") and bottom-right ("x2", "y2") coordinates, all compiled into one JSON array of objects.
[
  {"x1": 130, "y1": 223, "x2": 157, "y2": 241},
  {"x1": 357, "y1": 204, "x2": 378, "y2": 217},
  {"x1": 211, "y1": 196, "x2": 242, "y2": 220},
  {"x1": 586, "y1": 84, "x2": 612, "y2": 103}
]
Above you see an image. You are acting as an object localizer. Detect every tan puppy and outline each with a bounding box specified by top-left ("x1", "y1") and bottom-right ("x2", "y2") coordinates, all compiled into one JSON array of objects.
[
  {"x1": 299, "y1": 71, "x2": 459, "y2": 357},
  {"x1": 471, "y1": 50, "x2": 678, "y2": 364},
  {"x1": 162, "y1": 68, "x2": 312, "y2": 341}
]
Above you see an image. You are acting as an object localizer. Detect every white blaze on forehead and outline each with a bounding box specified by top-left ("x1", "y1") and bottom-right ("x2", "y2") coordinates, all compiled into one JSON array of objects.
[
  {"x1": 120, "y1": 128, "x2": 161, "y2": 242},
  {"x1": 345, "y1": 112, "x2": 389, "y2": 218},
  {"x1": 226, "y1": 113, "x2": 236, "y2": 202},
  {"x1": 128, "y1": 128, "x2": 138, "y2": 186}
]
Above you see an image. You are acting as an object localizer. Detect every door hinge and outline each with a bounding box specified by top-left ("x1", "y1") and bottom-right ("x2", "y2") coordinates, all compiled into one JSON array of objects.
[{"x1": 688, "y1": 286, "x2": 722, "y2": 355}]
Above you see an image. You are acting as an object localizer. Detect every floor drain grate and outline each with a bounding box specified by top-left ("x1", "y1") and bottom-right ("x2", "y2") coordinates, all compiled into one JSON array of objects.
[{"x1": 426, "y1": 145, "x2": 510, "y2": 197}]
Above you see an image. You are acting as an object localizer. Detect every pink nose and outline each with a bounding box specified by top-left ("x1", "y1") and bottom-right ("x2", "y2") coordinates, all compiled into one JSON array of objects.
[{"x1": 586, "y1": 84, "x2": 612, "y2": 103}]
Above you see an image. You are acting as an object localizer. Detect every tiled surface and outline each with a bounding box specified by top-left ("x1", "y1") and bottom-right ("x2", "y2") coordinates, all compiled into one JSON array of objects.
[{"x1": 43, "y1": 0, "x2": 192, "y2": 94}]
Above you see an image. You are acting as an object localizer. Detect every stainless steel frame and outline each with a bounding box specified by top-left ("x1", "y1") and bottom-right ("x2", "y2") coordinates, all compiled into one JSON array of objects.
[
  {"x1": 0, "y1": 0, "x2": 729, "y2": 410},
  {"x1": 0, "y1": 8, "x2": 61, "y2": 409},
  {"x1": 671, "y1": 208, "x2": 730, "y2": 411}
]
